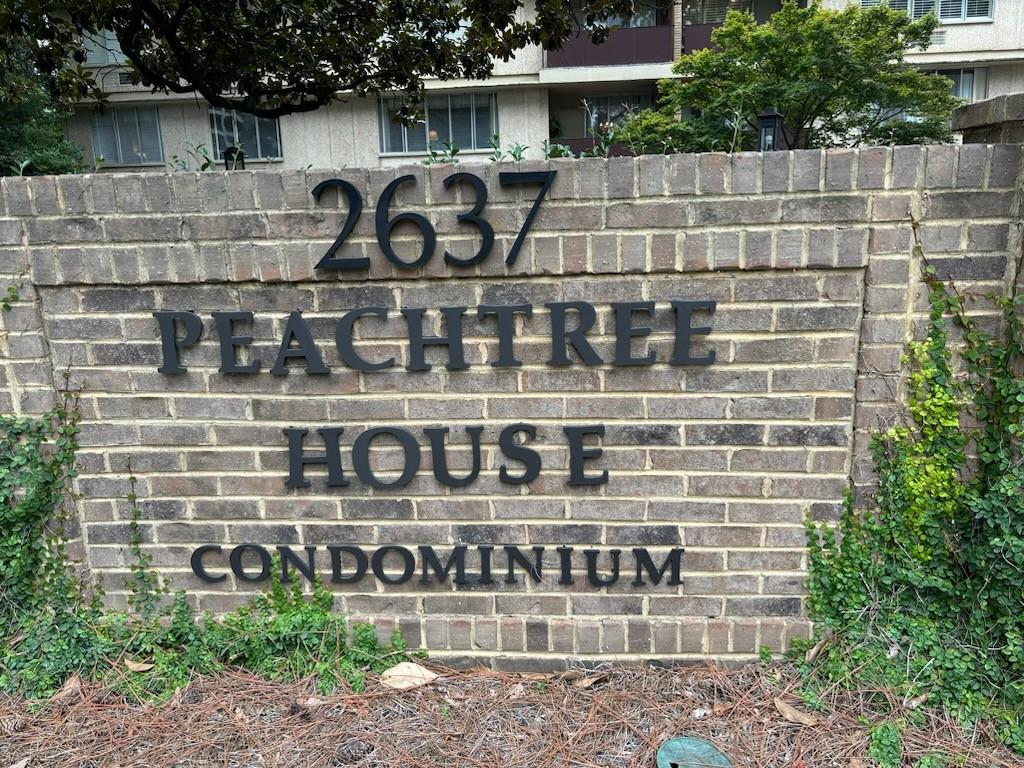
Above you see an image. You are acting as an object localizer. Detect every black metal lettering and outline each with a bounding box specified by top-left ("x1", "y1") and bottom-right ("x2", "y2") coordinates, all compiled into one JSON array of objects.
[{"x1": 154, "y1": 311, "x2": 203, "y2": 374}]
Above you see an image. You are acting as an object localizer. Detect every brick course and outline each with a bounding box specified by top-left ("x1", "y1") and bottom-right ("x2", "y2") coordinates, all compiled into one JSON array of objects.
[{"x1": 0, "y1": 145, "x2": 1019, "y2": 667}]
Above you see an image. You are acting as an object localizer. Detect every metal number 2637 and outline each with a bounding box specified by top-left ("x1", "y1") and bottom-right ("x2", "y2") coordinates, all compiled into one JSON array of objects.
[{"x1": 311, "y1": 170, "x2": 556, "y2": 270}]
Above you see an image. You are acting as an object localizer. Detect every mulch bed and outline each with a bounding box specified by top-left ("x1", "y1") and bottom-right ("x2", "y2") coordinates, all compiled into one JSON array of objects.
[{"x1": 0, "y1": 662, "x2": 1018, "y2": 767}]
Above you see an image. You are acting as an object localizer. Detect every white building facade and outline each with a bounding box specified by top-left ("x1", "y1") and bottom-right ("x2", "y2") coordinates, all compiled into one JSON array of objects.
[{"x1": 64, "y1": 0, "x2": 1020, "y2": 171}]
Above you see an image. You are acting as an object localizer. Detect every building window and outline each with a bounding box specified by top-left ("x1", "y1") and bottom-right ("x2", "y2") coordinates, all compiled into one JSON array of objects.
[
  {"x1": 603, "y1": 0, "x2": 672, "y2": 28},
  {"x1": 82, "y1": 29, "x2": 125, "y2": 67},
  {"x1": 582, "y1": 94, "x2": 653, "y2": 137},
  {"x1": 930, "y1": 67, "x2": 988, "y2": 101},
  {"x1": 681, "y1": 0, "x2": 752, "y2": 25},
  {"x1": 91, "y1": 107, "x2": 163, "y2": 166},
  {"x1": 861, "y1": 0, "x2": 992, "y2": 21},
  {"x1": 379, "y1": 93, "x2": 497, "y2": 154},
  {"x1": 208, "y1": 108, "x2": 282, "y2": 161}
]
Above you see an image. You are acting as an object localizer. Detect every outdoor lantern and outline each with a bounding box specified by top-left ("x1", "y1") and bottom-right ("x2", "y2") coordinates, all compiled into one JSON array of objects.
[{"x1": 758, "y1": 106, "x2": 784, "y2": 152}]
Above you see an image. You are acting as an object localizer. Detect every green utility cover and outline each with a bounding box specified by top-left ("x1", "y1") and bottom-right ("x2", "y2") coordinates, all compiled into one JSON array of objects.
[{"x1": 655, "y1": 736, "x2": 732, "y2": 768}]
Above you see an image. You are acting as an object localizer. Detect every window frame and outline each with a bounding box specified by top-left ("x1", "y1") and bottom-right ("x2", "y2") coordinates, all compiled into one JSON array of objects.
[
  {"x1": 862, "y1": 0, "x2": 993, "y2": 22},
  {"x1": 378, "y1": 92, "x2": 499, "y2": 156},
  {"x1": 928, "y1": 66, "x2": 988, "y2": 101},
  {"x1": 207, "y1": 107, "x2": 284, "y2": 162},
  {"x1": 90, "y1": 106, "x2": 165, "y2": 167},
  {"x1": 582, "y1": 93, "x2": 654, "y2": 137}
]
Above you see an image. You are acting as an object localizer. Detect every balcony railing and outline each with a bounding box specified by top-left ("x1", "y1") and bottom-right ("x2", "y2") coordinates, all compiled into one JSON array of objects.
[
  {"x1": 545, "y1": 24, "x2": 674, "y2": 68},
  {"x1": 681, "y1": 23, "x2": 719, "y2": 55}
]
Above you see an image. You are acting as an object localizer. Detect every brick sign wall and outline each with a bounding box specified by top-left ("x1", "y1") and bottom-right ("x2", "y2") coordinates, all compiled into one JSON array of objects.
[{"x1": 0, "y1": 145, "x2": 1019, "y2": 670}]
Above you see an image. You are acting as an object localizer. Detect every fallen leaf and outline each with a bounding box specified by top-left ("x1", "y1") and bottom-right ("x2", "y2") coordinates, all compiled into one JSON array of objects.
[
  {"x1": 804, "y1": 630, "x2": 833, "y2": 664},
  {"x1": 52, "y1": 675, "x2": 82, "y2": 703},
  {"x1": 848, "y1": 760, "x2": 868, "y2": 768},
  {"x1": 690, "y1": 707, "x2": 711, "y2": 720},
  {"x1": 124, "y1": 658, "x2": 154, "y2": 673},
  {"x1": 774, "y1": 698, "x2": 818, "y2": 726},
  {"x1": 8, "y1": 631, "x2": 25, "y2": 648},
  {"x1": 6, "y1": 758, "x2": 29, "y2": 768},
  {"x1": 713, "y1": 703, "x2": 732, "y2": 716},
  {"x1": 905, "y1": 693, "x2": 928, "y2": 710},
  {"x1": 298, "y1": 696, "x2": 326, "y2": 708},
  {"x1": 379, "y1": 661, "x2": 439, "y2": 691},
  {"x1": 507, "y1": 682, "x2": 526, "y2": 699},
  {"x1": 573, "y1": 673, "x2": 609, "y2": 689},
  {"x1": 556, "y1": 669, "x2": 583, "y2": 682}
]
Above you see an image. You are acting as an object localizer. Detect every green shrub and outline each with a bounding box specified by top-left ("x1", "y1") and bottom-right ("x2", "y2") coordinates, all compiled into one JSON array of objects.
[{"x1": 804, "y1": 251, "x2": 1024, "y2": 751}]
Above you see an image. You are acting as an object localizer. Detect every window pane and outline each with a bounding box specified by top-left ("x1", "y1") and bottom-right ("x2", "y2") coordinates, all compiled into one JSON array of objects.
[
  {"x1": 115, "y1": 108, "x2": 144, "y2": 164},
  {"x1": 257, "y1": 116, "x2": 281, "y2": 158},
  {"x1": 405, "y1": 120, "x2": 428, "y2": 152},
  {"x1": 136, "y1": 108, "x2": 162, "y2": 163},
  {"x1": 449, "y1": 94, "x2": 473, "y2": 149},
  {"x1": 92, "y1": 111, "x2": 119, "y2": 164},
  {"x1": 911, "y1": 0, "x2": 935, "y2": 18},
  {"x1": 474, "y1": 94, "x2": 495, "y2": 148},
  {"x1": 889, "y1": 0, "x2": 909, "y2": 10},
  {"x1": 426, "y1": 95, "x2": 450, "y2": 149},
  {"x1": 379, "y1": 98, "x2": 404, "y2": 153},
  {"x1": 233, "y1": 112, "x2": 258, "y2": 158},
  {"x1": 209, "y1": 108, "x2": 235, "y2": 157},
  {"x1": 939, "y1": 0, "x2": 963, "y2": 18},
  {"x1": 966, "y1": 0, "x2": 990, "y2": 17},
  {"x1": 959, "y1": 70, "x2": 975, "y2": 100}
]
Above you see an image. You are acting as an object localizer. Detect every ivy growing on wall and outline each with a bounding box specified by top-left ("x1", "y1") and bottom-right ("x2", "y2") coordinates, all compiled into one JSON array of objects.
[
  {"x1": 0, "y1": 395, "x2": 412, "y2": 702},
  {"x1": 804, "y1": 240, "x2": 1024, "y2": 752}
]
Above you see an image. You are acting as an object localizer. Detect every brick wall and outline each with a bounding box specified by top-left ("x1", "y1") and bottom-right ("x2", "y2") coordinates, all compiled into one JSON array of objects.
[{"x1": 0, "y1": 145, "x2": 1020, "y2": 670}]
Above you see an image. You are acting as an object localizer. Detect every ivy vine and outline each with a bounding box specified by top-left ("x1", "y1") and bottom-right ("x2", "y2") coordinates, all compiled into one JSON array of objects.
[{"x1": 804, "y1": 233, "x2": 1024, "y2": 752}]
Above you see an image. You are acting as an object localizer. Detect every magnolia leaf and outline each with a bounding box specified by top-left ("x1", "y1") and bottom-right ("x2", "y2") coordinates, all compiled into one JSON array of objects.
[
  {"x1": 124, "y1": 658, "x2": 155, "y2": 673},
  {"x1": 379, "y1": 662, "x2": 438, "y2": 691},
  {"x1": 804, "y1": 630, "x2": 833, "y2": 663},
  {"x1": 774, "y1": 698, "x2": 818, "y2": 726},
  {"x1": 6, "y1": 758, "x2": 30, "y2": 768},
  {"x1": 52, "y1": 675, "x2": 82, "y2": 703},
  {"x1": 573, "y1": 673, "x2": 609, "y2": 689},
  {"x1": 904, "y1": 693, "x2": 928, "y2": 710}
]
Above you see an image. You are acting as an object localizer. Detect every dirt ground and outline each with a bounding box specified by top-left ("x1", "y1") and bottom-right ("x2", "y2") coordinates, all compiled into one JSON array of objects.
[{"x1": 0, "y1": 662, "x2": 1018, "y2": 767}]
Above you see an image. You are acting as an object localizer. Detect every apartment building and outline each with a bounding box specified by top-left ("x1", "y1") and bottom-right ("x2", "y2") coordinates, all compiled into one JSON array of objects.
[
  {"x1": 64, "y1": 0, "x2": 1017, "y2": 171},
  {"x1": 824, "y1": 0, "x2": 1022, "y2": 102}
]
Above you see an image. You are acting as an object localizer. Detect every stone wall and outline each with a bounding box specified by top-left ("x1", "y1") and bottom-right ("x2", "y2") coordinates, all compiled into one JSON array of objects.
[
  {"x1": 954, "y1": 94, "x2": 1024, "y2": 144},
  {"x1": 0, "y1": 145, "x2": 1019, "y2": 670}
]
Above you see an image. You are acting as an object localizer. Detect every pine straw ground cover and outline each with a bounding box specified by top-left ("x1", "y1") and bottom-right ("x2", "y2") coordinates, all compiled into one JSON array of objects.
[{"x1": 0, "y1": 662, "x2": 1018, "y2": 768}]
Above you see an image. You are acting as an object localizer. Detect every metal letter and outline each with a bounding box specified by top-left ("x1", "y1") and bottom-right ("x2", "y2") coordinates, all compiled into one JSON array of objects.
[
  {"x1": 352, "y1": 427, "x2": 420, "y2": 489},
  {"x1": 335, "y1": 307, "x2": 395, "y2": 371},
  {"x1": 403, "y1": 306, "x2": 469, "y2": 371},
  {"x1": 565, "y1": 425, "x2": 609, "y2": 487},
  {"x1": 671, "y1": 299, "x2": 716, "y2": 365},
  {"x1": 213, "y1": 311, "x2": 261, "y2": 374},
  {"x1": 546, "y1": 301, "x2": 602, "y2": 366},
  {"x1": 425, "y1": 426, "x2": 483, "y2": 488},
  {"x1": 498, "y1": 424, "x2": 541, "y2": 485},
  {"x1": 154, "y1": 311, "x2": 203, "y2": 374},
  {"x1": 612, "y1": 301, "x2": 657, "y2": 366},
  {"x1": 270, "y1": 311, "x2": 329, "y2": 375},
  {"x1": 478, "y1": 303, "x2": 532, "y2": 367},
  {"x1": 284, "y1": 427, "x2": 348, "y2": 489}
]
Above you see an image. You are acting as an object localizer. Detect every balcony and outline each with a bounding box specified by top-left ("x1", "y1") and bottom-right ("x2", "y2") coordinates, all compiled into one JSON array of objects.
[
  {"x1": 545, "y1": 2, "x2": 674, "y2": 69},
  {"x1": 680, "y1": 0, "x2": 788, "y2": 55}
]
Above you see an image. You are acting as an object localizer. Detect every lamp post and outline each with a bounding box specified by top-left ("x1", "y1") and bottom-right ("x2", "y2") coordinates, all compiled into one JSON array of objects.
[{"x1": 758, "y1": 107, "x2": 784, "y2": 152}]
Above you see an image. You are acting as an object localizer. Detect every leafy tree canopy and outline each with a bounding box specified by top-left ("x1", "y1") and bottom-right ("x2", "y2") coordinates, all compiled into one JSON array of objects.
[
  {"x1": 623, "y1": 0, "x2": 959, "y2": 152},
  {"x1": 0, "y1": 36, "x2": 81, "y2": 176},
  {"x1": 0, "y1": 0, "x2": 637, "y2": 119}
]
